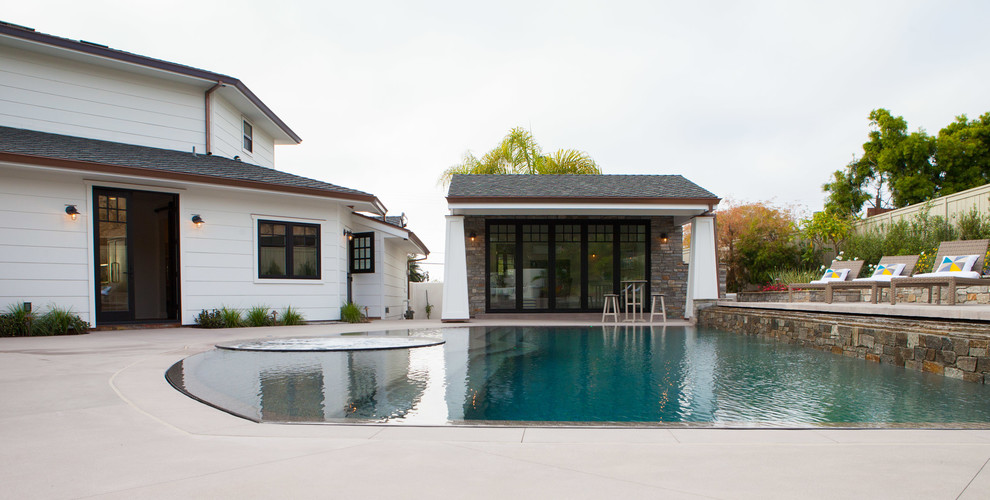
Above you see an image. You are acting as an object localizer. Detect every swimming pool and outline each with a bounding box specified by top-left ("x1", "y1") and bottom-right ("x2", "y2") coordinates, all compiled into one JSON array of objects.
[{"x1": 166, "y1": 325, "x2": 990, "y2": 426}]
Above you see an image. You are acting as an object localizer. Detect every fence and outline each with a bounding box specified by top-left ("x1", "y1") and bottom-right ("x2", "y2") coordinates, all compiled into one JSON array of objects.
[
  {"x1": 409, "y1": 282, "x2": 443, "y2": 320},
  {"x1": 855, "y1": 183, "x2": 990, "y2": 232}
]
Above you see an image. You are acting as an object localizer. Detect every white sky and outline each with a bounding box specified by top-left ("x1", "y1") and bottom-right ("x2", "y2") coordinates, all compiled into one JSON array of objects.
[{"x1": 7, "y1": 1, "x2": 990, "y2": 281}]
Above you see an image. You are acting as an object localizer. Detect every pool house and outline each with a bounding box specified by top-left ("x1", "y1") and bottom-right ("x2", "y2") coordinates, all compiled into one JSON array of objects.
[{"x1": 441, "y1": 174, "x2": 723, "y2": 321}]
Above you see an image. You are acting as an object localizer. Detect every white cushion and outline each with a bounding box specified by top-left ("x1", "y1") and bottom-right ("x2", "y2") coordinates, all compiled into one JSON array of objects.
[
  {"x1": 853, "y1": 275, "x2": 897, "y2": 282},
  {"x1": 912, "y1": 271, "x2": 982, "y2": 279}
]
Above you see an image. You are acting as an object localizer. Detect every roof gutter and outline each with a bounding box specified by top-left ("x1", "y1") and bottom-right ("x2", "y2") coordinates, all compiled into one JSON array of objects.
[{"x1": 204, "y1": 82, "x2": 223, "y2": 154}]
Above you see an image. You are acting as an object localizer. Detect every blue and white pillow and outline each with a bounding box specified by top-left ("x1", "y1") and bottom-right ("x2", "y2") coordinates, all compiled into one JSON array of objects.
[
  {"x1": 935, "y1": 255, "x2": 979, "y2": 274},
  {"x1": 871, "y1": 263, "x2": 905, "y2": 277},
  {"x1": 811, "y1": 268, "x2": 850, "y2": 284}
]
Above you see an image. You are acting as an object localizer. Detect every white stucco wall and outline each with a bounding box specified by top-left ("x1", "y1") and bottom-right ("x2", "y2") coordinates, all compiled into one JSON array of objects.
[{"x1": 409, "y1": 282, "x2": 443, "y2": 320}]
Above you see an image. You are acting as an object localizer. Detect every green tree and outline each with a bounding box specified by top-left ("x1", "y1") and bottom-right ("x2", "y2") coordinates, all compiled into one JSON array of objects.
[
  {"x1": 825, "y1": 109, "x2": 990, "y2": 216},
  {"x1": 823, "y1": 161, "x2": 871, "y2": 216},
  {"x1": 438, "y1": 127, "x2": 601, "y2": 186},
  {"x1": 801, "y1": 210, "x2": 853, "y2": 255},
  {"x1": 716, "y1": 201, "x2": 803, "y2": 291},
  {"x1": 408, "y1": 257, "x2": 427, "y2": 282},
  {"x1": 935, "y1": 112, "x2": 990, "y2": 194}
]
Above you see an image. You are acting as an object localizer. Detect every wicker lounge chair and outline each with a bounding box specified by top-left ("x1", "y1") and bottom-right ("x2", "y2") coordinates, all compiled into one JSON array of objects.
[
  {"x1": 889, "y1": 239, "x2": 989, "y2": 305},
  {"x1": 823, "y1": 255, "x2": 919, "y2": 304},
  {"x1": 787, "y1": 259, "x2": 864, "y2": 303}
]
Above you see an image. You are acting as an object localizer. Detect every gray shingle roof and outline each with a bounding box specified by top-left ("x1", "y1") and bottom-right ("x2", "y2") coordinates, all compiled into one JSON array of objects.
[
  {"x1": 0, "y1": 126, "x2": 374, "y2": 200},
  {"x1": 446, "y1": 174, "x2": 719, "y2": 200}
]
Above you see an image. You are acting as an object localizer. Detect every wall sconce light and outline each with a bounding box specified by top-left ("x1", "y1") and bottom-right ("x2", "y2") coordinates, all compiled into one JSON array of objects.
[
  {"x1": 191, "y1": 214, "x2": 204, "y2": 227},
  {"x1": 343, "y1": 229, "x2": 353, "y2": 240},
  {"x1": 469, "y1": 232, "x2": 477, "y2": 242},
  {"x1": 65, "y1": 205, "x2": 80, "y2": 221},
  {"x1": 660, "y1": 232, "x2": 669, "y2": 244}
]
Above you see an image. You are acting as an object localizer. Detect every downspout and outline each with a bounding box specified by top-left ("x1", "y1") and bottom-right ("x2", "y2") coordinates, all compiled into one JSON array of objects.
[{"x1": 204, "y1": 82, "x2": 224, "y2": 154}]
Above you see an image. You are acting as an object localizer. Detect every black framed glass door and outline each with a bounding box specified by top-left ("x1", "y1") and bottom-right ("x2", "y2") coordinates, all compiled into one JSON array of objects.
[
  {"x1": 94, "y1": 187, "x2": 180, "y2": 324},
  {"x1": 485, "y1": 220, "x2": 649, "y2": 312},
  {"x1": 95, "y1": 189, "x2": 132, "y2": 323}
]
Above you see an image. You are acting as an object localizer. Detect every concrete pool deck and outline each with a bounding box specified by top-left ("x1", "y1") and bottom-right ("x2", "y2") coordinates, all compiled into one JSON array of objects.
[{"x1": 1, "y1": 320, "x2": 989, "y2": 499}]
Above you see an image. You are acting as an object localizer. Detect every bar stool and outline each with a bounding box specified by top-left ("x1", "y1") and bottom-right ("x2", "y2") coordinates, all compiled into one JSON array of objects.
[
  {"x1": 649, "y1": 292, "x2": 666, "y2": 324},
  {"x1": 602, "y1": 294, "x2": 620, "y2": 323}
]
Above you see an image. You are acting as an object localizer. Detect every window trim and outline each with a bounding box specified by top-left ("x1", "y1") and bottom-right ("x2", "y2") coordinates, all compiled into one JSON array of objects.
[
  {"x1": 242, "y1": 119, "x2": 254, "y2": 153},
  {"x1": 257, "y1": 219, "x2": 321, "y2": 280},
  {"x1": 349, "y1": 232, "x2": 375, "y2": 274}
]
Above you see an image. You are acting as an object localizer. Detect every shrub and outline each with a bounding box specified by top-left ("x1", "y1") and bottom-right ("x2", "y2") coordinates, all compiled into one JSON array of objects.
[
  {"x1": 33, "y1": 305, "x2": 88, "y2": 336},
  {"x1": 341, "y1": 302, "x2": 365, "y2": 323},
  {"x1": 2, "y1": 303, "x2": 33, "y2": 337},
  {"x1": 278, "y1": 306, "x2": 305, "y2": 326},
  {"x1": 0, "y1": 304, "x2": 88, "y2": 337},
  {"x1": 220, "y1": 307, "x2": 244, "y2": 328},
  {"x1": 770, "y1": 268, "x2": 820, "y2": 286},
  {"x1": 195, "y1": 309, "x2": 225, "y2": 328},
  {"x1": 957, "y1": 207, "x2": 990, "y2": 240},
  {"x1": 716, "y1": 200, "x2": 804, "y2": 291},
  {"x1": 245, "y1": 306, "x2": 274, "y2": 327}
]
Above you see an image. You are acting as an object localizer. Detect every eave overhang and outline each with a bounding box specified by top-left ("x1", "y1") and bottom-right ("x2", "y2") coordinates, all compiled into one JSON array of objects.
[
  {"x1": 0, "y1": 151, "x2": 385, "y2": 213},
  {"x1": 351, "y1": 212, "x2": 430, "y2": 256},
  {"x1": 446, "y1": 196, "x2": 720, "y2": 224}
]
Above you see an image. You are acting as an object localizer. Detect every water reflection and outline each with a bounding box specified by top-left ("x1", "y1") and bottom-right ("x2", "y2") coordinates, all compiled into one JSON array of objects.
[{"x1": 166, "y1": 326, "x2": 990, "y2": 425}]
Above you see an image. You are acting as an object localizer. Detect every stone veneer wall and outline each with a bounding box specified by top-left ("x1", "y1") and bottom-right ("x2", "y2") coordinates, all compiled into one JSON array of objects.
[
  {"x1": 463, "y1": 215, "x2": 690, "y2": 318},
  {"x1": 697, "y1": 306, "x2": 990, "y2": 383},
  {"x1": 737, "y1": 286, "x2": 990, "y2": 305}
]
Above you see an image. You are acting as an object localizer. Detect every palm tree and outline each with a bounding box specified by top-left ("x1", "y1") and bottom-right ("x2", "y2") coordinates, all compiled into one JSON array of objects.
[{"x1": 438, "y1": 127, "x2": 601, "y2": 186}]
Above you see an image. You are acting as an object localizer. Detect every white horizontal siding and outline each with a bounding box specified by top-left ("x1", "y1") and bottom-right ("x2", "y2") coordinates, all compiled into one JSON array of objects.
[
  {"x1": 0, "y1": 45, "x2": 206, "y2": 152},
  {"x1": 0, "y1": 165, "x2": 92, "y2": 324},
  {"x1": 382, "y1": 239, "x2": 408, "y2": 320},
  {"x1": 180, "y1": 186, "x2": 344, "y2": 324},
  {"x1": 210, "y1": 95, "x2": 275, "y2": 168}
]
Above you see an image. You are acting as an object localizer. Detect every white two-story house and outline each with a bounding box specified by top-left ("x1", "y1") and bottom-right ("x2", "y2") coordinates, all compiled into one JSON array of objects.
[{"x1": 0, "y1": 21, "x2": 427, "y2": 327}]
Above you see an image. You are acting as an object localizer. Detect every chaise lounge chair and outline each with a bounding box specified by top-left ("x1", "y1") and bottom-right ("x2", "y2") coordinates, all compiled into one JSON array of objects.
[
  {"x1": 787, "y1": 259, "x2": 864, "y2": 303},
  {"x1": 889, "y1": 239, "x2": 990, "y2": 305},
  {"x1": 823, "y1": 255, "x2": 919, "y2": 304}
]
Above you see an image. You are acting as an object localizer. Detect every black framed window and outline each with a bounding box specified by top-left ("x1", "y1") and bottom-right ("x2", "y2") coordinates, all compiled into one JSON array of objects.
[
  {"x1": 350, "y1": 232, "x2": 374, "y2": 273},
  {"x1": 243, "y1": 120, "x2": 254, "y2": 152},
  {"x1": 259, "y1": 220, "x2": 320, "y2": 279}
]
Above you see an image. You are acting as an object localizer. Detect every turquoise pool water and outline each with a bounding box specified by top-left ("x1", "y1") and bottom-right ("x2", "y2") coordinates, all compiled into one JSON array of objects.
[{"x1": 167, "y1": 326, "x2": 990, "y2": 426}]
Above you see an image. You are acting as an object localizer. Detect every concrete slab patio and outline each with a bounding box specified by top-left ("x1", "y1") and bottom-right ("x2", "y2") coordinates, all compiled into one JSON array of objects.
[{"x1": 1, "y1": 320, "x2": 989, "y2": 499}]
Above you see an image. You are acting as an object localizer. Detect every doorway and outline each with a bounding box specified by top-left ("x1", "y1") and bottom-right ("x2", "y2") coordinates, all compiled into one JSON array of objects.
[{"x1": 93, "y1": 187, "x2": 180, "y2": 324}]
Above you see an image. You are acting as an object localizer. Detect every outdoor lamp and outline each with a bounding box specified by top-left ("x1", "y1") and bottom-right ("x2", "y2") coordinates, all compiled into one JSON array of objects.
[
  {"x1": 469, "y1": 232, "x2": 477, "y2": 242},
  {"x1": 660, "y1": 232, "x2": 669, "y2": 244},
  {"x1": 65, "y1": 205, "x2": 80, "y2": 221},
  {"x1": 343, "y1": 229, "x2": 353, "y2": 240},
  {"x1": 191, "y1": 214, "x2": 204, "y2": 227}
]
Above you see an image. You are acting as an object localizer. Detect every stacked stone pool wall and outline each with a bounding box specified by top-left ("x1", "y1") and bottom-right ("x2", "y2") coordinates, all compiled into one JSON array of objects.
[{"x1": 697, "y1": 306, "x2": 990, "y2": 383}]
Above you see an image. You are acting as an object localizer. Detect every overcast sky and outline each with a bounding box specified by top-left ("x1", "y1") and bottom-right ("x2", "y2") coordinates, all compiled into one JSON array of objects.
[{"x1": 8, "y1": 1, "x2": 990, "y2": 280}]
